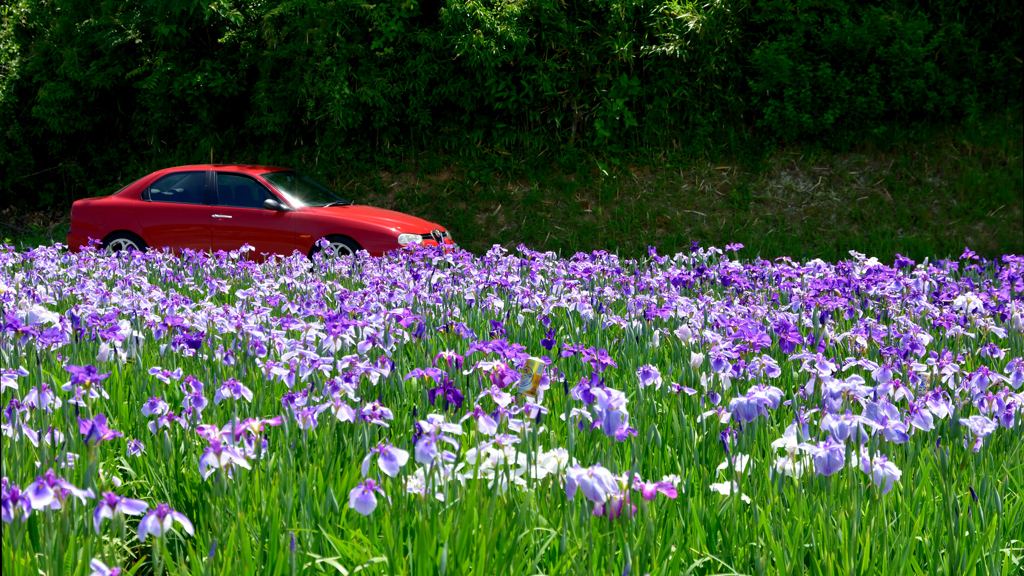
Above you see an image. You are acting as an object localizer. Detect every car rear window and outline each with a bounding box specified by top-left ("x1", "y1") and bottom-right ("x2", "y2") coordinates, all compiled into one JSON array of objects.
[{"x1": 144, "y1": 172, "x2": 206, "y2": 204}]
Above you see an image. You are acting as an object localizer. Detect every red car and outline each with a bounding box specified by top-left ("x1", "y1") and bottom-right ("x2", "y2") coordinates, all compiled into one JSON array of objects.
[{"x1": 66, "y1": 164, "x2": 455, "y2": 257}]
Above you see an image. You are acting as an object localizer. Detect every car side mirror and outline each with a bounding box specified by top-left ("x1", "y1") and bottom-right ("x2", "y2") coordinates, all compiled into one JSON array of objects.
[{"x1": 264, "y1": 198, "x2": 289, "y2": 211}]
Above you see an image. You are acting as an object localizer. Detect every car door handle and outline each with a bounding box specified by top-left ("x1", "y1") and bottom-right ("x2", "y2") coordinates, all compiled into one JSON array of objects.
[{"x1": 212, "y1": 214, "x2": 232, "y2": 219}]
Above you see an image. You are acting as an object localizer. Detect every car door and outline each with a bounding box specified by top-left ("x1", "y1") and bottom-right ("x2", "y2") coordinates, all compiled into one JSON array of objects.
[
  {"x1": 210, "y1": 172, "x2": 297, "y2": 258},
  {"x1": 133, "y1": 170, "x2": 213, "y2": 252}
]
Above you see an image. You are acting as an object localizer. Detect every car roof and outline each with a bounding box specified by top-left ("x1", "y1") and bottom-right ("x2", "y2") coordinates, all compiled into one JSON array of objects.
[{"x1": 161, "y1": 164, "x2": 290, "y2": 175}]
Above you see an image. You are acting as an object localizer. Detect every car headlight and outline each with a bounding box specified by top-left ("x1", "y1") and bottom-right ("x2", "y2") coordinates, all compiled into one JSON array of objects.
[{"x1": 397, "y1": 233, "x2": 423, "y2": 246}]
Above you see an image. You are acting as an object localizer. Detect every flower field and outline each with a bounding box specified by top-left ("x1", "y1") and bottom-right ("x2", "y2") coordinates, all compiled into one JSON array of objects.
[{"x1": 2, "y1": 242, "x2": 1022, "y2": 575}]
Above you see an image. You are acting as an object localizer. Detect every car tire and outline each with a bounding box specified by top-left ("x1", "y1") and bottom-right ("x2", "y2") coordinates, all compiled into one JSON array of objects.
[
  {"x1": 102, "y1": 232, "x2": 147, "y2": 254},
  {"x1": 311, "y1": 235, "x2": 361, "y2": 259}
]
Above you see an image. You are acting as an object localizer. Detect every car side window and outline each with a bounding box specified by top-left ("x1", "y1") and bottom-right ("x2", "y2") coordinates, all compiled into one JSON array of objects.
[
  {"x1": 216, "y1": 174, "x2": 276, "y2": 209},
  {"x1": 144, "y1": 172, "x2": 207, "y2": 204}
]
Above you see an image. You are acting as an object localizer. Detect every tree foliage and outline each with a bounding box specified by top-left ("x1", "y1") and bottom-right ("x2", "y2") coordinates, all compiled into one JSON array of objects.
[{"x1": 0, "y1": 0, "x2": 1020, "y2": 208}]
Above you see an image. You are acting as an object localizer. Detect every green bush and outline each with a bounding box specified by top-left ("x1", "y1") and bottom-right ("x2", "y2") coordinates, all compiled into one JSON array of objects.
[{"x1": 0, "y1": 0, "x2": 1019, "y2": 209}]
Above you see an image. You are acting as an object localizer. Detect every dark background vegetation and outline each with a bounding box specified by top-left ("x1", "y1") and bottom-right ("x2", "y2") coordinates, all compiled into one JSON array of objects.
[{"x1": 1, "y1": 0, "x2": 1021, "y2": 259}]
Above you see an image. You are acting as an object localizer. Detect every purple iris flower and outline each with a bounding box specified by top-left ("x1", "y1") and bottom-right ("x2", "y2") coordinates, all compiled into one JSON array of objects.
[
  {"x1": 821, "y1": 411, "x2": 876, "y2": 443},
  {"x1": 328, "y1": 397, "x2": 357, "y2": 423},
  {"x1": 2, "y1": 482, "x2": 33, "y2": 523},
  {"x1": 592, "y1": 489, "x2": 636, "y2": 519},
  {"x1": 293, "y1": 404, "x2": 330, "y2": 431},
  {"x1": 147, "y1": 367, "x2": 183, "y2": 384},
  {"x1": 591, "y1": 387, "x2": 630, "y2": 439},
  {"x1": 65, "y1": 365, "x2": 110, "y2": 387},
  {"x1": 93, "y1": 491, "x2": 148, "y2": 533},
  {"x1": 214, "y1": 379, "x2": 253, "y2": 404},
  {"x1": 349, "y1": 479, "x2": 386, "y2": 516},
  {"x1": 199, "y1": 439, "x2": 252, "y2": 479},
  {"x1": 460, "y1": 405, "x2": 499, "y2": 436},
  {"x1": 88, "y1": 558, "x2": 122, "y2": 576},
  {"x1": 413, "y1": 414, "x2": 462, "y2": 465},
  {"x1": 141, "y1": 397, "x2": 168, "y2": 417},
  {"x1": 24, "y1": 469, "x2": 94, "y2": 511},
  {"x1": 863, "y1": 400, "x2": 910, "y2": 444},
  {"x1": 22, "y1": 382, "x2": 61, "y2": 413},
  {"x1": 634, "y1": 479, "x2": 679, "y2": 501},
  {"x1": 729, "y1": 384, "x2": 784, "y2": 424},
  {"x1": 181, "y1": 392, "x2": 208, "y2": 415},
  {"x1": 138, "y1": 503, "x2": 194, "y2": 540},
  {"x1": 433, "y1": 350, "x2": 465, "y2": 369},
  {"x1": 859, "y1": 450, "x2": 902, "y2": 495},
  {"x1": 360, "y1": 401, "x2": 395, "y2": 427},
  {"x1": 477, "y1": 384, "x2": 513, "y2": 408},
  {"x1": 428, "y1": 379, "x2": 465, "y2": 411},
  {"x1": 540, "y1": 329, "x2": 557, "y2": 351},
  {"x1": 636, "y1": 365, "x2": 662, "y2": 390},
  {"x1": 802, "y1": 437, "x2": 846, "y2": 476},
  {"x1": 581, "y1": 347, "x2": 618, "y2": 373},
  {"x1": 906, "y1": 402, "x2": 935, "y2": 432},
  {"x1": 78, "y1": 414, "x2": 123, "y2": 446},
  {"x1": 566, "y1": 463, "x2": 618, "y2": 505},
  {"x1": 710, "y1": 356, "x2": 731, "y2": 374},
  {"x1": 959, "y1": 415, "x2": 998, "y2": 452},
  {"x1": 361, "y1": 441, "x2": 410, "y2": 478},
  {"x1": 126, "y1": 439, "x2": 145, "y2": 457}
]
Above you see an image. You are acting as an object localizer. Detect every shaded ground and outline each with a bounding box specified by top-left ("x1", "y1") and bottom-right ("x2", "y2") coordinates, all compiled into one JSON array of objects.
[{"x1": 5, "y1": 115, "x2": 1022, "y2": 261}]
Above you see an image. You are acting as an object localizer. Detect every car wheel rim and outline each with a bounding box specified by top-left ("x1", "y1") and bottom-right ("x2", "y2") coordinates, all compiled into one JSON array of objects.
[
  {"x1": 327, "y1": 242, "x2": 354, "y2": 257},
  {"x1": 106, "y1": 238, "x2": 139, "y2": 254}
]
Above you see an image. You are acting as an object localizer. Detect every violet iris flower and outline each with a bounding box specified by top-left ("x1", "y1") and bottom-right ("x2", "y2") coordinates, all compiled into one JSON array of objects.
[
  {"x1": 591, "y1": 387, "x2": 630, "y2": 439},
  {"x1": 592, "y1": 489, "x2": 636, "y2": 519},
  {"x1": 360, "y1": 401, "x2": 395, "y2": 427},
  {"x1": 581, "y1": 348, "x2": 618, "y2": 373},
  {"x1": 2, "y1": 481, "x2": 33, "y2": 523},
  {"x1": 138, "y1": 503, "x2": 194, "y2": 540},
  {"x1": 25, "y1": 469, "x2": 94, "y2": 511},
  {"x1": 93, "y1": 491, "x2": 148, "y2": 533},
  {"x1": 478, "y1": 384, "x2": 514, "y2": 408},
  {"x1": 293, "y1": 404, "x2": 329, "y2": 431},
  {"x1": 65, "y1": 364, "x2": 110, "y2": 388},
  {"x1": 636, "y1": 365, "x2": 662, "y2": 390},
  {"x1": 565, "y1": 463, "x2": 618, "y2": 505},
  {"x1": 1, "y1": 367, "x2": 29, "y2": 391},
  {"x1": 959, "y1": 415, "x2": 998, "y2": 452},
  {"x1": 459, "y1": 405, "x2": 499, "y2": 436},
  {"x1": 858, "y1": 450, "x2": 902, "y2": 495},
  {"x1": 141, "y1": 397, "x2": 169, "y2": 417},
  {"x1": 428, "y1": 379, "x2": 465, "y2": 410},
  {"x1": 214, "y1": 378, "x2": 253, "y2": 404},
  {"x1": 78, "y1": 414, "x2": 123, "y2": 446},
  {"x1": 349, "y1": 479, "x2": 386, "y2": 516},
  {"x1": 126, "y1": 439, "x2": 145, "y2": 457},
  {"x1": 820, "y1": 411, "x2": 876, "y2": 443},
  {"x1": 729, "y1": 384, "x2": 783, "y2": 424},
  {"x1": 361, "y1": 441, "x2": 410, "y2": 478},
  {"x1": 414, "y1": 414, "x2": 462, "y2": 465},
  {"x1": 863, "y1": 400, "x2": 910, "y2": 443},
  {"x1": 634, "y1": 478, "x2": 679, "y2": 501},
  {"x1": 198, "y1": 439, "x2": 252, "y2": 479},
  {"x1": 23, "y1": 383, "x2": 61, "y2": 412},
  {"x1": 802, "y1": 436, "x2": 846, "y2": 476},
  {"x1": 540, "y1": 329, "x2": 557, "y2": 351},
  {"x1": 147, "y1": 367, "x2": 183, "y2": 384},
  {"x1": 88, "y1": 559, "x2": 122, "y2": 576}
]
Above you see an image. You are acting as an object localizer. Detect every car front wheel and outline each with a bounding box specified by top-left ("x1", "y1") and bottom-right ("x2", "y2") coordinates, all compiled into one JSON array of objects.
[{"x1": 311, "y1": 235, "x2": 361, "y2": 259}]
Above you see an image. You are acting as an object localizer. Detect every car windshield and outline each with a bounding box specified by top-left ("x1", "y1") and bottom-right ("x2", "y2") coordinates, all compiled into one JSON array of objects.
[{"x1": 260, "y1": 171, "x2": 352, "y2": 207}]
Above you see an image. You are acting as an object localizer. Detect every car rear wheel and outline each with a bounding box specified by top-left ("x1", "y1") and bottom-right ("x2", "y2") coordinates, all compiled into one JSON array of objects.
[{"x1": 102, "y1": 232, "x2": 147, "y2": 255}]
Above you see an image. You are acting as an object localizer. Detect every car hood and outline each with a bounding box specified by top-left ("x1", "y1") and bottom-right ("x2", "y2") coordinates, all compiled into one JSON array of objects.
[{"x1": 302, "y1": 205, "x2": 442, "y2": 233}]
